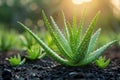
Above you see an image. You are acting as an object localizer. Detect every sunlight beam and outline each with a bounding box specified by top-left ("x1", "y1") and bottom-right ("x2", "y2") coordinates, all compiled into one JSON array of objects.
[{"x1": 72, "y1": 0, "x2": 92, "y2": 5}]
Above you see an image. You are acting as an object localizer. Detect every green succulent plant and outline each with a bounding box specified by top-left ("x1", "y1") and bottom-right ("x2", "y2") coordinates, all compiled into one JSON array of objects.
[
  {"x1": 26, "y1": 45, "x2": 46, "y2": 60},
  {"x1": 8, "y1": 54, "x2": 26, "y2": 66},
  {"x1": 95, "y1": 56, "x2": 110, "y2": 68},
  {"x1": 18, "y1": 11, "x2": 116, "y2": 66}
]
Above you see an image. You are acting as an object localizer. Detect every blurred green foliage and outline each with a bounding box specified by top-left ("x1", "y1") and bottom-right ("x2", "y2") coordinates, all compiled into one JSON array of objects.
[
  {"x1": 0, "y1": 0, "x2": 62, "y2": 30},
  {"x1": 96, "y1": 32, "x2": 120, "y2": 48},
  {"x1": 0, "y1": 0, "x2": 119, "y2": 32},
  {"x1": 38, "y1": 31, "x2": 57, "y2": 50},
  {"x1": 0, "y1": 27, "x2": 17, "y2": 51},
  {"x1": 19, "y1": 32, "x2": 36, "y2": 49}
]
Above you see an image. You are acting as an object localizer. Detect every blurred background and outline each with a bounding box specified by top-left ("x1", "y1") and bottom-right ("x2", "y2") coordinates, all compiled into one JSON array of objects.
[
  {"x1": 0, "y1": 0, "x2": 120, "y2": 31},
  {"x1": 0, "y1": 0, "x2": 120, "y2": 46}
]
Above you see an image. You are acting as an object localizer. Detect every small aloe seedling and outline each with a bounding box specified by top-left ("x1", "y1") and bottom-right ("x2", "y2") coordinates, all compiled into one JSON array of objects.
[
  {"x1": 8, "y1": 54, "x2": 26, "y2": 66},
  {"x1": 26, "y1": 45, "x2": 46, "y2": 60},
  {"x1": 95, "y1": 56, "x2": 110, "y2": 68},
  {"x1": 18, "y1": 11, "x2": 116, "y2": 66}
]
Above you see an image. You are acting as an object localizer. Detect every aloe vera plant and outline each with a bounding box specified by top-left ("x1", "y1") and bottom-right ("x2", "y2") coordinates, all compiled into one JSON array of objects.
[
  {"x1": 26, "y1": 45, "x2": 46, "y2": 60},
  {"x1": 95, "y1": 56, "x2": 110, "y2": 68},
  {"x1": 18, "y1": 11, "x2": 116, "y2": 66},
  {"x1": 8, "y1": 54, "x2": 26, "y2": 66}
]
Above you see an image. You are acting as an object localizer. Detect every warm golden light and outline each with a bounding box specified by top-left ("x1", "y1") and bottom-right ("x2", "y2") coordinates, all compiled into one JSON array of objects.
[
  {"x1": 72, "y1": 0, "x2": 92, "y2": 5},
  {"x1": 111, "y1": 0, "x2": 120, "y2": 19}
]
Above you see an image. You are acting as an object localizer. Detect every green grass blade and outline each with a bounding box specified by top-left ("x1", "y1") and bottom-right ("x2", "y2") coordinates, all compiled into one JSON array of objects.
[
  {"x1": 87, "y1": 28, "x2": 101, "y2": 54},
  {"x1": 18, "y1": 22, "x2": 68, "y2": 65}
]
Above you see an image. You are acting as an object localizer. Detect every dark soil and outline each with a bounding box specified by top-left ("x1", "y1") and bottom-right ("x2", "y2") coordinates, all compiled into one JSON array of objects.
[{"x1": 0, "y1": 46, "x2": 120, "y2": 80}]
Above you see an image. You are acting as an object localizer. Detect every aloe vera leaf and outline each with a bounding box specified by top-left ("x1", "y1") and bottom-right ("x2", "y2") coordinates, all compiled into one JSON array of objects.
[
  {"x1": 87, "y1": 28, "x2": 101, "y2": 54},
  {"x1": 78, "y1": 40, "x2": 116, "y2": 66},
  {"x1": 62, "y1": 11, "x2": 69, "y2": 40},
  {"x1": 18, "y1": 22, "x2": 69, "y2": 65},
  {"x1": 42, "y1": 11, "x2": 73, "y2": 60},
  {"x1": 50, "y1": 16, "x2": 73, "y2": 58},
  {"x1": 75, "y1": 12, "x2": 85, "y2": 48},
  {"x1": 75, "y1": 12, "x2": 100, "y2": 63}
]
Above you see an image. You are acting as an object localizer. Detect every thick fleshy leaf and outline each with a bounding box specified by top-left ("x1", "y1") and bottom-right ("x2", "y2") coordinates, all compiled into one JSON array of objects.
[
  {"x1": 69, "y1": 15, "x2": 78, "y2": 53},
  {"x1": 50, "y1": 17, "x2": 73, "y2": 59},
  {"x1": 67, "y1": 21, "x2": 77, "y2": 54},
  {"x1": 74, "y1": 16, "x2": 84, "y2": 49},
  {"x1": 75, "y1": 12, "x2": 100, "y2": 63},
  {"x1": 72, "y1": 15, "x2": 77, "y2": 36},
  {"x1": 18, "y1": 22, "x2": 68, "y2": 65},
  {"x1": 67, "y1": 21, "x2": 73, "y2": 43},
  {"x1": 42, "y1": 11, "x2": 72, "y2": 60},
  {"x1": 74, "y1": 12, "x2": 85, "y2": 52},
  {"x1": 62, "y1": 11, "x2": 69, "y2": 40},
  {"x1": 20, "y1": 58, "x2": 26, "y2": 65},
  {"x1": 77, "y1": 40, "x2": 116, "y2": 66},
  {"x1": 43, "y1": 16, "x2": 66, "y2": 58},
  {"x1": 87, "y1": 28, "x2": 101, "y2": 55}
]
